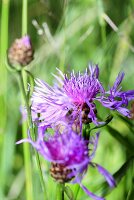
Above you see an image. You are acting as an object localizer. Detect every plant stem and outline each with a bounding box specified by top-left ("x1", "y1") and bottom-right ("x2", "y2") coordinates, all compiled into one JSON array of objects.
[
  {"x1": 18, "y1": 71, "x2": 33, "y2": 128},
  {"x1": 18, "y1": 70, "x2": 48, "y2": 199},
  {"x1": 0, "y1": 0, "x2": 9, "y2": 149},
  {"x1": 21, "y1": 1, "x2": 48, "y2": 199},
  {"x1": 62, "y1": 184, "x2": 65, "y2": 200},
  {"x1": 21, "y1": 0, "x2": 34, "y2": 199},
  {"x1": 74, "y1": 184, "x2": 80, "y2": 200},
  {"x1": 22, "y1": 0, "x2": 27, "y2": 35},
  {"x1": 18, "y1": 70, "x2": 34, "y2": 200},
  {"x1": 0, "y1": 0, "x2": 9, "y2": 197},
  {"x1": 57, "y1": 183, "x2": 65, "y2": 200}
]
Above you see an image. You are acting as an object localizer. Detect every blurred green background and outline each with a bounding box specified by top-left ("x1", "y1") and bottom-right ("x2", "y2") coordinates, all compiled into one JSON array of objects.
[{"x1": 0, "y1": 0, "x2": 134, "y2": 199}]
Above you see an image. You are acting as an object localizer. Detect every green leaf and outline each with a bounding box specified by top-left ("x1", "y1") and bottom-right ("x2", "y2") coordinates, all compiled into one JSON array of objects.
[{"x1": 64, "y1": 185, "x2": 74, "y2": 200}]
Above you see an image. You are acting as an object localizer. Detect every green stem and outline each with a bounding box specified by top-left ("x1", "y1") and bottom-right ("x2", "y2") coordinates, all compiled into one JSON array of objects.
[
  {"x1": 21, "y1": 0, "x2": 34, "y2": 199},
  {"x1": 0, "y1": 0, "x2": 9, "y2": 197},
  {"x1": 62, "y1": 185, "x2": 64, "y2": 200},
  {"x1": 22, "y1": 0, "x2": 27, "y2": 35},
  {"x1": 34, "y1": 150, "x2": 48, "y2": 200},
  {"x1": 21, "y1": 1, "x2": 47, "y2": 199},
  {"x1": 18, "y1": 70, "x2": 48, "y2": 199},
  {"x1": 18, "y1": 70, "x2": 33, "y2": 129},
  {"x1": 18, "y1": 70, "x2": 33, "y2": 200},
  {"x1": 0, "y1": 0, "x2": 9, "y2": 147},
  {"x1": 57, "y1": 183, "x2": 65, "y2": 200},
  {"x1": 74, "y1": 185, "x2": 80, "y2": 200}
]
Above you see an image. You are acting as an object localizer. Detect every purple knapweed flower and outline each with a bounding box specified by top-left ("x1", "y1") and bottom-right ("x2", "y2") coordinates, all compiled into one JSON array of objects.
[
  {"x1": 16, "y1": 127, "x2": 116, "y2": 200},
  {"x1": 31, "y1": 65, "x2": 104, "y2": 127},
  {"x1": 31, "y1": 65, "x2": 134, "y2": 128}
]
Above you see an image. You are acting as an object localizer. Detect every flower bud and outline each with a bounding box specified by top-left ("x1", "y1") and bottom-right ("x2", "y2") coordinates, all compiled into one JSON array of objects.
[{"x1": 8, "y1": 36, "x2": 34, "y2": 67}]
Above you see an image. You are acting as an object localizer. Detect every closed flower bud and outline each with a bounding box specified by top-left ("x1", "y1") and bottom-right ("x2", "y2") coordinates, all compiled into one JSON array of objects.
[{"x1": 8, "y1": 36, "x2": 34, "y2": 67}]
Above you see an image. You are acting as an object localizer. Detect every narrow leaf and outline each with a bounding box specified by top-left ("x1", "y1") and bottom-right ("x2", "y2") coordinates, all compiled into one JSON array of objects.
[{"x1": 64, "y1": 186, "x2": 74, "y2": 200}]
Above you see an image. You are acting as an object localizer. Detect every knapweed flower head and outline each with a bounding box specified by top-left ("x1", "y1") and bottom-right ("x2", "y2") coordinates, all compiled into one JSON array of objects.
[
  {"x1": 31, "y1": 65, "x2": 134, "y2": 128},
  {"x1": 17, "y1": 127, "x2": 116, "y2": 200},
  {"x1": 8, "y1": 35, "x2": 34, "y2": 67},
  {"x1": 31, "y1": 65, "x2": 104, "y2": 127}
]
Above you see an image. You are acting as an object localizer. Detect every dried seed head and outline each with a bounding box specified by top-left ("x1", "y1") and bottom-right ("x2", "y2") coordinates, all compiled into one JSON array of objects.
[
  {"x1": 50, "y1": 163, "x2": 74, "y2": 183},
  {"x1": 8, "y1": 36, "x2": 34, "y2": 67}
]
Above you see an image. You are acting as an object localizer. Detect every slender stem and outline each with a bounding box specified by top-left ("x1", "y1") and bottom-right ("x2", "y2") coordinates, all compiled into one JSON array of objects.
[
  {"x1": 22, "y1": 0, "x2": 27, "y2": 35},
  {"x1": 18, "y1": 71, "x2": 33, "y2": 128},
  {"x1": 62, "y1": 184, "x2": 65, "y2": 200},
  {"x1": 57, "y1": 183, "x2": 65, "y2": 200},
  {"x1": 34, "y1": 150, "x2": 48, "y2": 199},
  {"x1": 0, "y1": 0, "x2": 9, "y2": 145},
  {"x1": 74, "y1": 185, "x2": 80, "y2": 200},
  {"x1": 18, "y1": 70, "x2": 48, "y2": 199},
  {"x1": 0, "y1": 0, "x2": 10, "y2": 196},
  {"x1": 21, "y1": 1, "x2": 34, "y2": 199},
  {"x1": 21, "y1": 1, "x2": 48, "y2": 199},
  {"x1": 18, "y1": 70, "x2": 34, "y2": 200}
]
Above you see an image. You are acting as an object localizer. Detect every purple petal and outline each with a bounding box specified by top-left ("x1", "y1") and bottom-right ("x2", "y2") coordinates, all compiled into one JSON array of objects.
[
  {"x1": 95, "y1": 164, "x2": 116, "y2": 187},
  {"x1": 88, "y1": 132, "x2": 100, "y2": 161},
  {"x1": 80, "y1": 183, "x2": 105, "y2": 200},
  {"x1": 119, "y1": 90, "x2": 134, "y2": 101},
  {"x1": 89, "y1": 64, "x2": 99, "y2": 79},
  {"x1": 112, "y1": 72, "x2": 125, "y2": 92},
  {"x1": 22, "y1": 36, "x2": 31, "y2": 47},
  {"x1": 16, "y1": 138, "x2": 38, "y2": 149},
  {"x1": 86, "y1": 101, "x2": 98, "y2": 125},
  {"x1": 116, "y1": 107, "x2": 130, "y2": 117}
]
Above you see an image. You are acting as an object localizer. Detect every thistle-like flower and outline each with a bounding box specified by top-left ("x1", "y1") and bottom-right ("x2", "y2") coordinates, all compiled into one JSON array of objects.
[
  {"x1": 31, "y1": 65, "x2": 104, "y2": 127},
  {"x1": 31, "y1": 65, "x2": 134, "y2": 128},
  {"x1": 8, "y1": 35, "x2": 34, "y2": 67},
  {"x1": 16, "y1": 127, "x2": 116, "y2": 200}
]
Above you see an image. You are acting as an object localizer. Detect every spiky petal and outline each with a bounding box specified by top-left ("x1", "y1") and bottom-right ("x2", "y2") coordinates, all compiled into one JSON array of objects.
[{"x1": 97, "y1": 72, "x2": 134, "y2": 117}]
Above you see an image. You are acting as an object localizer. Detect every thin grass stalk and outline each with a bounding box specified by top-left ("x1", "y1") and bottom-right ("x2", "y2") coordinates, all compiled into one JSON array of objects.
[
  {"x1": 0, "y1": 0, "x2": 9, "y2": 151},
  {"x1": 18, "y1": 70, "x2": 48, "y2": 199},
  {"x1": 21, "y1": 1, "x2": 48, "y2": 199},
  {"x1": 21, "y1": 0, "x2": 33, "y2": 199},
  {"x1": 0, "y1": 0, "x2": 9, "y2": 197}
]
